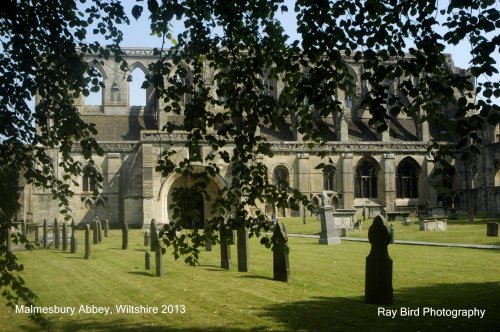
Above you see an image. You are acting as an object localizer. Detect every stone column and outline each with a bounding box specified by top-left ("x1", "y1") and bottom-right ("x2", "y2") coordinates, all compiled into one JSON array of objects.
[
  {"x1": 384, "y1": 154, "x2": 396, "y2": 212},
  {"x1": 342, "y1": 153, "x2": 354, "y2": 209},
  {"x1": 142, "y1": 144, "x2": 155, "y2": 227},
  {"x1": 297, "y1": 153, "x2": 310, "y2": 220},
  {"x1": 338, "y1": 113, "x2": 349, "y2": 142},
  {"x1": 425, "y1": 154, "x2": 437, "y2": 205},
  {"x1": 419, "y1": 109, "x2": 429, "y2": 142}
]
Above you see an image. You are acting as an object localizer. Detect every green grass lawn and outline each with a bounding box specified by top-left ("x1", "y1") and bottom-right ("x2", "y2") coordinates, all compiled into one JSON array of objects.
[
  {"x1": 1, "y1": 229, "x2": 499, "y2": 331},
  {"x1": 281, "y1": 216, "x2": 500, "y2": 246}
]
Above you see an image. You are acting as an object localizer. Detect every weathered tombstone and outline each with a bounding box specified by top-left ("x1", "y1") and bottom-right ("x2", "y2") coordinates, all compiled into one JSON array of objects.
[
  {"x1": 97, "y1": 219, "x2": 103, "y2": 243},
  {"x1": 273, "y1": 221, "x2": 290, "y2": 282},
  {"x1": 237, "y1": 228, "x2": 250, "y2": 272},
  {"x1": 103, "y1": 219, "x2": 109, "y2": 237},
  {"x1": 145, "y1": 251, "x2": 151, "y2": 270},
  {"x1": 155, "y1": 246, "x2": 163, "y2": 277},
  {"x1": 220, "y1": 224, "x2": 232, "y2": 270},
  {"x1": 92, "y1": 219, "x2": 98, "y2": 244},
  {"x1": 487, "y1": 222, "x2": 499, "y2": 237},
  {"x1": 144, "y1": 230, "x2": 150, "y2": 247},
  {"x1": 54, "y1": 218, "x2": 60, "y2": 249},
  {"x1": 70, "y1": 223, "x2": 77, "y2": 254},
  {"x1": 150, "y1": 219, "x2": 158, "y2": 252},
  {"x1": 84, "y1": 224, "x2": 91, "y2": 259},
  {"x1": 365, "y1": 215, "x2": 393, "y2": 305},
  {"x1": 121, "y1": 222, "x2": 128, "y2": 250},
  {"x1": 34, "y1": 226, "x2": 39, "y2": 243},
  {"x1": 43, "y1": 219, "x2": 48, "y2": 248},
  {"x1": 319, "y1": 192, "x2": 341, "y2": 245},
  {"x1": 62, "y1": 222, "x2": 68, "y2": 251}
]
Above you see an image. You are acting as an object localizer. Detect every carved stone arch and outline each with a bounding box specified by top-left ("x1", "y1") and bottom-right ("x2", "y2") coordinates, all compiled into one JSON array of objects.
[
  {"x1": 128, "y1": 61, "x2": 157, "y2": 113},
  {"x1": 272, "y1": 164, "x2": 290, "y2": 192},
  {"x1": 88, "y1": 61, "x2": 107, "y2": 79},
  {"x1": 128, "y1": 61, "x2": 150, "y2": 75},
  {"x1": 84, "y1": 62, "x2": 106, "y2": 107}
]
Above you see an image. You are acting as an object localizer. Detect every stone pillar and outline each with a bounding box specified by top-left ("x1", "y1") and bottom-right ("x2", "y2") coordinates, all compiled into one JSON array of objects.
[
  {"x1": 338, "y1": 114, "x2": 349, "y2": 142},
  {"x1": 342, "y1": 153, "x2": 354, "y2": 209},
  {"x1": 365, "y1": 215, "x2": 393, "y2": 305},
  {"x1": 297, "y1": 153, "x2": 310, "y2": 219},
  {"x1": 425, "y1": 154, "x2": 437, "y2": 205},
  {"x1": 273, "y1": 221, "x2": 290, "y2": 282},
  {"x1": 319, "y1": 201, "x2": 341, "y2": 245},
  {"x1": 237, "y1": 228, "x2": 250, "y2": 272},
  {"x1": 384, "y1": 154, "x2": 396, "y2": 212},
  {"x1": 419, "y1": 109, "x2": 429, "y2": 142}
]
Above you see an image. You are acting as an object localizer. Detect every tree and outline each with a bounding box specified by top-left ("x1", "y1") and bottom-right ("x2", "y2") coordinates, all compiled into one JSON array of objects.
[{"x1": 1, "y1": 0, "x2": 499, "y2": 323}]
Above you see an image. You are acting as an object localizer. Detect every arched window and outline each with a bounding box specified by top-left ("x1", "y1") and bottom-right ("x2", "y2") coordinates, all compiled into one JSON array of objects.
[
  {"x1": 129, "y1": 66, "x2": 147, "y2": 107},
  {"x1": 82, "y1": 166, "x2": 97, "y2": 193},
  {"x1": 396, "y1": 158, "x2": 420, "y2": 198},
  {"x1": 274, "y1": 166, "x2": 289, "y2": 192},
  {"x1": 355, "y1": 158, "x2": 378, "y2": 198},
  {"x1": 85, "y1": 66, "x2": 104, "y2": 106},
  {"x1": 323, "y1": 165, "x2": 336, "y2": 191}
]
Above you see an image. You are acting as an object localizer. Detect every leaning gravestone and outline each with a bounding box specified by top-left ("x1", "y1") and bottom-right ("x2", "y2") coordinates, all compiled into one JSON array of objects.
[
  {"x1": 365, "y1": 215, "x2": 393, "y2": 305},
  {"x1": 319, "y1": 191, "x2": 341, "y2": 245},
  {"x1": 43, "y1": 219, "x2": 48, "y2": 248},
  {"x1": 62, "y1": 222, "x2": 68, "y2": 251},
  {"x1": 487, "y1": 222, "x2": 499, "y2": 237},
  {"x1": 237, "y1": 228, "x2": 250, "y2": 272},
  {"x1": 273, "y1": 221, "x2": 290, "y2": 282},
  {"x1": 84, "y1": 224, "x2": 91, "y2": 259},
  {"x1": 122, "y1": 222, "x2": 129, "y2": 250},
  {"x1": 155, "y1": 245, "x2": 163, "y2": 277},
  {"x1": 220, "y1": 223, "x2": 232, "y2": 270},
  {"x1": 54, "y1": 218, "x2": 60, "y2": 249},
  {"x1": 70, "y1": 221, "x2": 77, "y2": 253}
]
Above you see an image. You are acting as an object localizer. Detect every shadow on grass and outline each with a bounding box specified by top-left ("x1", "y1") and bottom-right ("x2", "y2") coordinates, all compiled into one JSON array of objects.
[
  {"x1": 238, "y1": 275, "x2": 274, "y2": 281},
  {"x1": 127, "y1": 271, "x2": 154, "y2": 277},
  {"x1": 259, "y1": 282, "x2": 500, "y2": 332}
]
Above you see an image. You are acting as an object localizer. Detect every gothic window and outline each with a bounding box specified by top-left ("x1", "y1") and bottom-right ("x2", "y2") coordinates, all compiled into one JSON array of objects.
[
  {"x1": 396, "y1": 158, "x2": 419, "y2": 198},
  {"x1": 129, "y1": 65, "x2": 147, "y2": 106},
  {"x1": 323, "y1": 165, "x2": 336, "y2": 191},
  {"x1": 82, "y1": 166, "x2": 97, "y2": 193},
  {"x1": 355, "y1": 159, "x2": 378, "y2": 198},
  {"x1": 85, "y1": 65, "x2": 104, "y2": 106},
  {"x1": 274, "y1": 166, "x2": 289, "y2": 192}
]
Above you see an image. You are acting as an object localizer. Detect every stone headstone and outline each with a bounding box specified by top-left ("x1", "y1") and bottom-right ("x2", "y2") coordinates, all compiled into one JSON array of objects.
[
  {"x1": 144, "y1": 230, "x2": 150, "y2": 247},
  {"x1": 34, "y1": 226, "x2": 39, "y2": 243},
  {"x1": 220, "y1": 225, "x2": 232, "y2": 270},
  {"x1": 145, "y1": 251, "x2": 151, "y2": 270},
  {"x1": 84, "y1": 224, "x2": 91, "y2": 259},
  {"x1": 237, "y1": 228, "x2": 250, "y2": 272},
  {"x1": 70, "y1": 221, "x2": 77, "y2": 253},
  {"x1": 97, "y1": 219, "x2": 103, "y2": 243},
  {"x1": 122, "y1": 222, "x2": 128, "y2": 250},
  {"x1": 365, "y1": 215, "x2": 393, "y2": 305},
  {"x1": 54, "y1": 218, "x2": 60, "y2": 249},
  {"x1": 487, "y1": 222, "x2": 499, "y2": 237},
  {"x1": 150, "y1": 219, "x2": 158, "y2": 252},
  {"x1": 155, "y1": 246, "x2": 163, "y2": 277},
  {"x1": 104, "y1": 219, "x2": 109, "y2": 237},
  {"x1": 43, "y1": 219, "x2": 48, "y2": 248},
  {"x1": 93, "y1": 219, "x2": 98, "y2": 244},
  {"x1": 273, "y1": 221, "x2": 290, "y2": 282},
  {"x1": 62, "y1": 222, "x2": 68, "y2": 251},
  {"x1": 319, "y1": 203, "x2": 341, "y2": 245}
]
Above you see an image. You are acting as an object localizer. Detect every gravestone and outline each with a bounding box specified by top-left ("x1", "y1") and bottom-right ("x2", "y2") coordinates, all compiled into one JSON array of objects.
[
  {"x1": 70, "y1": 222, "x2": 77, "y2": 254},
  {"x1": 237, "y1": 228, "x2": 250, "y2": 272},
  {"x1": 145, "y1": 251, "x2": 151, "y2": 270},
  {"x1": 487, "y1": 222, "x2": 499, "y2": 237},
  {"x1": 54, "y1": 219, "x2": 60, "y2": 249},
  {"x1": 122, "y1": 222, "x2": 128, "y2": 250},
  {"x1": 155, "y1": 246, "x2": 163, "y2": 277},
  {"x1": 319, "y1": 192, "x2": 341, "y2": 245},
  {"x1": 390, "y1": 224, "x2": 395, "y2": 244},
  {"x1": 62, "y1": 222, "x2": 68, "y2": 251},
  {"x1": 43, "y1": 219, "x2": 48, "y2": 248},
  {"x1": 34, "y1": 226, "x2": 39, "y2": 243},
  {"x1": 220, "y1": 224, "x2": 232, "y2": 270},
  {"x1": 365, "y1": 215, "x2": 393, "y2": 305},
  {"x1": 144, "y1": 230, "x2": 150, "y2": 247},
  {"x1": 93, "y1": 219, "x2": 98, "y2": 244},
  {"x1": 84, "y1": 224, "x2": 91, "y2": 259},
  {"x1": 104, "y1": 219, "x2": 109, "y2": 237},
  {"x1": 97, "y1": 219, "x2": 103, "y2": 243},
  {"x1": 273, "y1": 221, "x2": 290, "y2": 282},
  {"x1": 150, "y1": 219, "x2": 158, "y2": 252}
]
